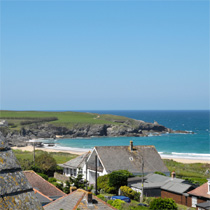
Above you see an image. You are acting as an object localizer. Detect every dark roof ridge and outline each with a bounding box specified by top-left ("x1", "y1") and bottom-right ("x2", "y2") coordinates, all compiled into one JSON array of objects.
[{"x1": 24, "y1": 170, "x2": 66, "y2": 196}]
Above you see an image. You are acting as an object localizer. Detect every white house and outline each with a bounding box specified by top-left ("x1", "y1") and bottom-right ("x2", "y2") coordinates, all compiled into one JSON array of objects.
[
  {"x1": 86, "y1": 141, "x2": 170, "y2": 184},
  {"x1": 59, "y1": 152, "x2": 90, "y2": 178}
]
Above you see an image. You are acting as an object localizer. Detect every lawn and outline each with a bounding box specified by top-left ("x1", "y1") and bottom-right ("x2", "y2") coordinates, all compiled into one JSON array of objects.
[{"x1": 13, "y1": 149, "x2": 78, "y2": 164}]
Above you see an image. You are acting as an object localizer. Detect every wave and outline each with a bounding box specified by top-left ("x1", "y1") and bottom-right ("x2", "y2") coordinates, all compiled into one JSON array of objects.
[{"x1": 160, "y1": 152, "x2": 210, "y2": 160}]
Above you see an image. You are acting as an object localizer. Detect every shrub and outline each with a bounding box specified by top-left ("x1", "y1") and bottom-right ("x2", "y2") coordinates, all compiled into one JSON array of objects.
[
  {"x1": 97, "y1": 194, "x2": 106, "y2": 201},
  {"x1": 109, "y1": 171, "x2": 128, "y2": 193},
  {"x1": 97, "y1": 174, "x2": 115, "y2": 194},
  {"x1": 35, "y1": 152, "x2": 57, "y2": 176},
  {"x1": 37, "y1": 173, "x2": 49, "y2": 180},
  {"x1": 120, "y1": 186, "x2": 140, "y2": 201},
  {"x1": 149, "y1": 197, "x2": 178, "y2": 210},
  {"x1": 107, "y1": 199, "x2": 125, "y2": 210},
  {"x1": 48, "y1": 177, "x2": 57, "y2": 183},
  {"x1": 154, "y1": 171, "x2": 166, "y2": 176}
]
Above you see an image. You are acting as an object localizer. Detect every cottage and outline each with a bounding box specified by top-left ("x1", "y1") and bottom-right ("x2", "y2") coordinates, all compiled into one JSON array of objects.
[
  {"x1": 129, "y1": 173, "x2": 195, "y2": 202},
  {"x1": 86, "y1": 141, "x2": 170, "y2": 184},
  {"x1": 188, "y1": 179, "x2": 210, "y2": 208},
  {"x1": 44, "y1": 189, "x2": 117, "y2": 210},
  {"x1": 59, "y1": 151, "x2": 90, "y2": 178}
]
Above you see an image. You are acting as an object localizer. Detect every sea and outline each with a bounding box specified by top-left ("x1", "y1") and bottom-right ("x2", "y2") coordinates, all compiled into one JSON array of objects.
[{"x1": 44, "y1": 110, "x2": 210, "y2": 160}]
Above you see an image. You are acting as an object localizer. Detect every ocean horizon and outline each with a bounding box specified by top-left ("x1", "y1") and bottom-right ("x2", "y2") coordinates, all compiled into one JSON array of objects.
[{"x1": 41, "y1": 110, "x2": 210, "y2": 160}]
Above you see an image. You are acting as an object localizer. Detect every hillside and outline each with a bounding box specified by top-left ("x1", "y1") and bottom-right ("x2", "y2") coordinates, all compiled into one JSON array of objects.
[{"x1": 0, "y1": 111, "x2": 187, "y2": 147}]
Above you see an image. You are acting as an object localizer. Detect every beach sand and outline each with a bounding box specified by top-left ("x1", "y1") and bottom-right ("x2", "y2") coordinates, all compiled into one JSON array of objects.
[
  {"x1": 12, "y1": 146, "x2": 210, "y2": 164},
  {"x1": 11, "y1": 146, "x2": 87, "y2": 155}
]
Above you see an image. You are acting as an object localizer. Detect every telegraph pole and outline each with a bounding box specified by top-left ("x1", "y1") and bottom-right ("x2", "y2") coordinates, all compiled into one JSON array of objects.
[
  {"x1": 140, "y1": 155, "x2": 144, "y2": 202},
  {"x1": 95, "y1": 155, "x2": 98, "y2": 195}
]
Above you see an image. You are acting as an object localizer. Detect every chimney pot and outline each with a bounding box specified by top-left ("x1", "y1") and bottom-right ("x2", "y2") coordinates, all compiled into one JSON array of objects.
[
  {"x1": 87, "y1": 192, "x2": 93, "y2": 203},
  {"x1": 130, "y1": 140, "x2": 133, "y2": 151},
  {"x1": 171, "y1": 171, "x2": 176, "y2": 179}
]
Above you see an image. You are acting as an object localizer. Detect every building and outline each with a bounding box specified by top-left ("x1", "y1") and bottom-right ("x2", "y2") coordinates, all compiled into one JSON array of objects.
[
  {"x1": 44, "y1": 189, "x2": 117, "y2": 210},
  {"x1": 24, "y1": 171, "x2": 66, "y2": 201},
  {"x1": 0, "y1": 120, "x2": 8, "y2": 127},
  {"x1": 129, "y1": 173, "x2": 195, "y2": 203},
  {"x1": 59, "y1": 152, "x2": 90, "y2": 178},
  {"x1": 0, "y1": 132, "x2": 43, "y2": 209},
  {"x1": 86, "y1": 141, "x2": 170, "y2": 184},
  {"x1": 188, "y1": 179, "x2": 210, "y2": 208}
]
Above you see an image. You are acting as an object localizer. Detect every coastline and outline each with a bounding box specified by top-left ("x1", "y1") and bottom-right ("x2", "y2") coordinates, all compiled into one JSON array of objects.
[{"x1": 12, "y1": 145, "x2": 210, "y2": 164}]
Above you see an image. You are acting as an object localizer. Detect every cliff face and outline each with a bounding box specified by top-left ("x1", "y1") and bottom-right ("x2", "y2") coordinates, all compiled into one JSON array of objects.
[{"x1": 1, "y1": 119, "x2": 188, "y2": 147}]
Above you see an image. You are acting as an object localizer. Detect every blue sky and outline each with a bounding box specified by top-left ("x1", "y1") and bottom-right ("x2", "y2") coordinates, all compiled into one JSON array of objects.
[{"x1": 1, "y1": 1, "x2": 209, "y2": 110}]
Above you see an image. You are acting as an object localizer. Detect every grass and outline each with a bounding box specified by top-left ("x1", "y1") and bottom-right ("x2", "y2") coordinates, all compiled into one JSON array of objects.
[
  {"x1": 13, "y1": 149, "x2": 78, "y2": 164},
  {"x1": 0, "y1": 110, "x2": 132, "y2": 130},
  {"x1": 164, "y1": 159, "x2": 209, "y2": 185}
]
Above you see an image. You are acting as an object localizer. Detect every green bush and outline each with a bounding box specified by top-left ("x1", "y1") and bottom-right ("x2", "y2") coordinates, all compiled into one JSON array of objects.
[
  {"x1": 37, "y1": 173, "x2": 49, "y2": 180},
  {"x1": 149, "y1": 197, "x2": 178, "y2": 210},
  {"x1": 97, "y1": 174, "x2": 115, "y2": 194},
  {"x1": 97, "y1": 194, "x2": 106, "y2": 201},
  {"x1": 154, "y1": 171, "x2": 166, "y2": 176},
  {"x1": 120, "y1": 202, "x2": 148, "y2": 210},
  {"x1": 107, "y1": 199, "x2": 125, "y2": 210},
  {"x1": 48, "y1": 177, "x2": 57, "y2": 183},
  {"x1": 109, "y1": 171, "x2": 128, "y2": 193},
  {"x1": 120, "y1": 186, "x2": 140, "y2": 201}
]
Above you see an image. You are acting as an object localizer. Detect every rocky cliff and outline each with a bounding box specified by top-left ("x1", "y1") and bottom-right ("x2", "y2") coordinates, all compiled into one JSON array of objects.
[{"x1": 1, "y1": 119, "x2": 189, "y2": 147}]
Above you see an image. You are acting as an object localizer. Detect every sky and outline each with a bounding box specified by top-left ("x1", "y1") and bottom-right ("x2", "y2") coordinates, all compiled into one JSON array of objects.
[{"x1": 0, "y1": 0, "x2": 209, "y2": 110}]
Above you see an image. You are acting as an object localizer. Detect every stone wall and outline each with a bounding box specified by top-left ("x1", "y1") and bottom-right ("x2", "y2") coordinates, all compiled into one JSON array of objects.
[{"x1": 54, "y1": 172, "x2": 69, "y2": 182}]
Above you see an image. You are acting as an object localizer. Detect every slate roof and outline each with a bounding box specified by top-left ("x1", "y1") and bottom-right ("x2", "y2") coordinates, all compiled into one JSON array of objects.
[
  {"x1": 24, "y1": 171, "x2": 66, "y2": 199},
  {"x1": 44, "y1": 189, "x2": 117, "y2": 210},
  {"x1": 130, "y1": 173, "x2": 194, "y2": 194},
  {"x1": 59, "y1": 152, "x2": 90, "y2": 169},
  {"x1": 0, "y1": 132, "x2": 43, "y2": 209},
  {"x1": 196, "y1": 201, "x2": 210, "y2": 210},
  {"x1": 161, "y1": 181, "x2": 193, "y2": 194},
  {"x1": 34, "y1": 189, "x2": 53, "y2": 206},
  {"x1": 88, "y1": 145, "x2": 169, "y2": 174},
  {"x1": 188, "y1": 182, "x2": 210, "y2": 199}
]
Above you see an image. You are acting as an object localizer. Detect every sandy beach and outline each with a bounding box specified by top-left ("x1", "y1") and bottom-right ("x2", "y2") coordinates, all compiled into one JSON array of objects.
[{"x1": 12, "y1": 145, "x2": 210, "y2": 164}]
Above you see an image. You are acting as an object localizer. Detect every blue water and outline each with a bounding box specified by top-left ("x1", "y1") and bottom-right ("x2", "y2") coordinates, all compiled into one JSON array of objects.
[{"x1": 48, "y1": 110, "x2": 210, "y2": 159}]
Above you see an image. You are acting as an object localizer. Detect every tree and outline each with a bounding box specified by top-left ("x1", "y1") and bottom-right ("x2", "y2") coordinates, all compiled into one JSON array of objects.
[
  {"x1": 69, "y1": 169, "x2": 88, "y2": 189},
  {"x1": 35, "y1": 152, "x2": 57, "y2": 176},
  {"x1": 149, "y1": 197, "x2": 178, "y2": 210},
  {"x1": 109, "y1": 171, "x2": 128, "y2": 193}
]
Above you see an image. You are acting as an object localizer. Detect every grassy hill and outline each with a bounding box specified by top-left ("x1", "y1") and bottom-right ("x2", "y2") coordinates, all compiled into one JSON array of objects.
[{"x1": 0, "y1": 110, "x2": 132, "y2": 130}]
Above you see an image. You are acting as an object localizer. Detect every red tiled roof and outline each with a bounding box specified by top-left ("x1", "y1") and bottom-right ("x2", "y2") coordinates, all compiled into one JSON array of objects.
[
  {"x1": 188, "y1": 183, "x2": 210, "y2": 199},
  {"x1": 24, "y1": 171, "x2": 66, "y2": 198}
]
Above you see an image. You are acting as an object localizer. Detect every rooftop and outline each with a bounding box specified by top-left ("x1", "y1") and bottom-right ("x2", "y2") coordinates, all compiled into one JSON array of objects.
[
  {"x1": 188, "y1": 182, "x2": 210, "y2": 199},
  {"x1": 0, "y1": 131, "x2": 43, "y2": 209},
  {"x1": 88, "y1": 145, "x2": 169, "y2": 174},
  {"x1": 23, "y1": 171, "x2": 66, "y2": 199},
  {"x1": 44, "y1": 189, "x2": 117, "y2": 210}
]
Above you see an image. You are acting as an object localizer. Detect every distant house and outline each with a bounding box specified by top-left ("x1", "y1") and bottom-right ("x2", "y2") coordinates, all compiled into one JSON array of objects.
[
  {"x1": 86, "y1": 141, "x2": 170, "y2": 184},
  {"x1": 24, "y1": 171, "x2": 66, "y2": 201},
  {"x1": 129, "y1": 173, "x2": 195, "y2": 203},
  {"x1": 44, "y1": 189, "x2": 117, "y2": 210},
  {"x1": 59, "y1": 152, "x2": 90, "y2": 178},
  {"x1": 0, "y1": 132, "x2": 43, "y2": 209},
  {"x1": 0, "y1": 120, "x2": 8, "y2": 127},
  {"x1": 188, "y1": 179, "x2": 210, "y2": 208}
]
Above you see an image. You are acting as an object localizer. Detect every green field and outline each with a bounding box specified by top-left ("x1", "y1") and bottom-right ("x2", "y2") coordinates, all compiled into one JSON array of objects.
[
  {"x1": 0, "y1": 110, "x2": 132, "y2": 130},
  {"x1": 163, "y1": 159, "x2": 209, "y2": 185},
  {"x1": 13, "y1": 149, "x2": 78, "y2": 164}
]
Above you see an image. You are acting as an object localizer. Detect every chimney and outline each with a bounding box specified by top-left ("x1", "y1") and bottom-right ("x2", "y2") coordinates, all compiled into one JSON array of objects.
[
  {"x1": 208, "y1": 179, "x2": 210, "y2": 194},
  {"x1": 87, "y1": 192, "x2": 93, "y2": 203},
  {"x1": 171, "y1": 171, "x2": 176, "y2": 179},
  {"x1": 130, "y1": 140, "x2": 133, "y2": 151}
]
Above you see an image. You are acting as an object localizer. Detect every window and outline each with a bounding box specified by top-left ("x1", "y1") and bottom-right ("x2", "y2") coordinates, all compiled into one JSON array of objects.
[
  {"x1": 74, "y1": 169, "x2": 77, "y2": 176},
  {"x1": 192, "y1": 196, "x2": 197, "y2": 207}
]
